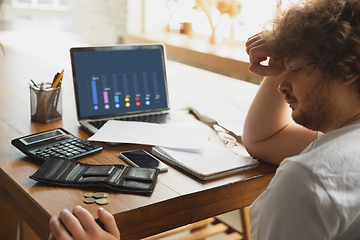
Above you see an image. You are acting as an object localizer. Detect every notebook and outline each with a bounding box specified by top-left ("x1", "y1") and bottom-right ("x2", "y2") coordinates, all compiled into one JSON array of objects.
[
  {"x1": 70, "y1": 43, "x2": 184, "y2": 134},
  {"x1": 151, "y1": 142, "x2": 259, "y2": 180}
]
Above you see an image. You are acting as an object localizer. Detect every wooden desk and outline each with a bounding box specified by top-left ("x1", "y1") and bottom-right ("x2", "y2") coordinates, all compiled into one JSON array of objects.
[{"x1": 0, "y1": 21, "x2": 276, "y2": 240}]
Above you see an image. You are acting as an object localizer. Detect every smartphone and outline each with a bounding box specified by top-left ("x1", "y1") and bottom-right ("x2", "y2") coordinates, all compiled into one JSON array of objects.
[{"x1": 119, "y1": 149, "x2": 168, "y2": 172}]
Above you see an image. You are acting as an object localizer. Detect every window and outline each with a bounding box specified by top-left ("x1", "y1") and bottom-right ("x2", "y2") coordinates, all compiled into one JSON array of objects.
[
  {"x1": 11, "y1": 0, "x2": 74, "y2": 11},
  {"x1": 144, "y1": 0, "x2": 300, "y2": 44},
  {"x1": 7, "y1": 0, "x2": 75, "y2": 32}
]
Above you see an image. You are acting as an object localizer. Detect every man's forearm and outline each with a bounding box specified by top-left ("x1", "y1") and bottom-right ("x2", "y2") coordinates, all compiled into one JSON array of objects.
[{"x1": 243, "y1": 76, "x2": 292, "y2": 145}]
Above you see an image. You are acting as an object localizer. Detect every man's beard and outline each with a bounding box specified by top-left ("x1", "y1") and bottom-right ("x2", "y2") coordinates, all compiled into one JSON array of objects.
[{"x1": 288, "y1": 80, "x2": 335, "y2": 132}]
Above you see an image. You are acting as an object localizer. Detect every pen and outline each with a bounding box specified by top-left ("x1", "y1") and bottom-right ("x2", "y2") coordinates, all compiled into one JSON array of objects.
[
  {"x1": 51, "y1": 73, "x2": 59, "y2": 87},
  {"x1": 29, "y1": 81, "x2": 38, "y2": 89},
  {"x1": 31, "y1": 79, "x2": 39, "y2": 88}
]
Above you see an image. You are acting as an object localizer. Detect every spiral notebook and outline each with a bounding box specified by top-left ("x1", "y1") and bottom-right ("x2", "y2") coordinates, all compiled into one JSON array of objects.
[{"x1": 151, "y1": 142, "x2": 258, "y2": 180}]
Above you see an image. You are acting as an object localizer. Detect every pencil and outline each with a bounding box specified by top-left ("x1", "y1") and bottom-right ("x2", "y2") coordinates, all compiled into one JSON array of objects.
[{"x1": 51, "y1": 70, "x2": 64, "y2": 88}]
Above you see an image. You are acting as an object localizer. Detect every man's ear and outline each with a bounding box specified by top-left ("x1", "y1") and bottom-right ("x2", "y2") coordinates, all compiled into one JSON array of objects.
[{"x1": 343, "y1": 62, "x2": 360, "y2": 85}]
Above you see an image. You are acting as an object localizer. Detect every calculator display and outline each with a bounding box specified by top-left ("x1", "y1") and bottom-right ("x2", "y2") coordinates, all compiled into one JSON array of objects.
[{"x1": 20, "y1": 129, "x2": 66, "y2": 145}]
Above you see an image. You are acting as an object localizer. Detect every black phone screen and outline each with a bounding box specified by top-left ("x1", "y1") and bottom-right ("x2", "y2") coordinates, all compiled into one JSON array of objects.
[{"x1": 120, "y1": 150, "x2": 161, "y2": 168}]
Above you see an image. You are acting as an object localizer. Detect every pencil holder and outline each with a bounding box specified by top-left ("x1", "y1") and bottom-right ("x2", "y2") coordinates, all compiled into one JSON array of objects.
[{"x1": 30, "y1": 85, "x2": 62, "y2": 123}]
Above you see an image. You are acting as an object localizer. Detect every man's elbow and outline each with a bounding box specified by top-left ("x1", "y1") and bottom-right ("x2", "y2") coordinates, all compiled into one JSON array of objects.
[{"x1": 242, "y1": 137, "x2": 283, "y2": 166}]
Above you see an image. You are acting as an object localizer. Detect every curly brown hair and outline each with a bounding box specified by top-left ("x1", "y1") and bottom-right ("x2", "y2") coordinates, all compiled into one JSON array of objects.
[{"x1": 265, "y1": 0, "x2": 360, "y2": 83}]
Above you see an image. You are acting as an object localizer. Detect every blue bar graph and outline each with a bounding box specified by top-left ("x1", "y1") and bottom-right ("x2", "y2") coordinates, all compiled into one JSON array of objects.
[{"x1": 91, "y1": 80, "x2": 98, "y2": 105}]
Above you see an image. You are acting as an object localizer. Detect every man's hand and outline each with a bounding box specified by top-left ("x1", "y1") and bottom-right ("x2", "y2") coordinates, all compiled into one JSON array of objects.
[
  {"x1": 245, "y1": 33, "x2": 286, "y2": 76},
  {"x1": 49, "y1": 206, "x2": 120, "y2": 240}
]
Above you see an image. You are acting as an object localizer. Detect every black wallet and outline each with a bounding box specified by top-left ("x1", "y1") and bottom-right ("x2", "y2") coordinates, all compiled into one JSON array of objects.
[{"x1": 30, "y1": 157, "x2": 160, "y2": 194}]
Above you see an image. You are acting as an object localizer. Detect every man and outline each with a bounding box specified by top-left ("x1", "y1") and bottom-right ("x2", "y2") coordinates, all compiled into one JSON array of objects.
[
  {"x1": 49, "y1": 0, "x2": 360, "y2": 239},
  {"x1": 243, "y1": 0, "x2": 360, "y2": 239}
]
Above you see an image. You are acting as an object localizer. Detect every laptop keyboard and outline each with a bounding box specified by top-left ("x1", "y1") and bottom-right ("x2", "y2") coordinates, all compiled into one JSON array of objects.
[{"x1": 88, "y1": 112, "x2": 182, "y2": 130}]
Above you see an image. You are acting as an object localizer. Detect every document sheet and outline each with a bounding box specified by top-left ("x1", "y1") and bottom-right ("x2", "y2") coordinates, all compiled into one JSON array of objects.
[{"x1": 88, "y1": 120, "x2": 210, "y2": 150}]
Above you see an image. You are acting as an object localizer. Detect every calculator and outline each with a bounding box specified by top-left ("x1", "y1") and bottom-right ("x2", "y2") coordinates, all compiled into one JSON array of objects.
[{"x1": 11, "y1": 128, "x2": 103, "y2": 161}]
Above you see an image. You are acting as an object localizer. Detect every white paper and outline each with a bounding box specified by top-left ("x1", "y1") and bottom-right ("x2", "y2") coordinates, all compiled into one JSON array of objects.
[{"x1": 88, "y1": 120, "x2": 210, "y2": 150}]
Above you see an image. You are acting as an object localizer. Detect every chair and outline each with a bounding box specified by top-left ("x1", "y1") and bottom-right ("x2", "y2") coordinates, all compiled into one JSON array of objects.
[{"x1": 142, "y1": 206, "x2": 251, "y2": 240}]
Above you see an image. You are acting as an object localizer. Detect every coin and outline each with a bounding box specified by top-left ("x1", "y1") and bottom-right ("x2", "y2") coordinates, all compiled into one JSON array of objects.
[
  {"x1": 96, "y1": 198, "x2": 110, "y2": 205},
  {"x1": 84, "y1": 192, "x2": 95, "y2": 198},
  {"x1": 83, "y1": 197, "x2": 96, "y2": 204},
  {"x1": 94, "y1": 192, "x2": 108, "y2": 198}
]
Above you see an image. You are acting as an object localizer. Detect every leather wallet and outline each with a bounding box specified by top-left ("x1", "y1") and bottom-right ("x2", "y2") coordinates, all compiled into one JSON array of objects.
[{"x1": 30, "y1": 157, "x2": 159, "y2": 194}]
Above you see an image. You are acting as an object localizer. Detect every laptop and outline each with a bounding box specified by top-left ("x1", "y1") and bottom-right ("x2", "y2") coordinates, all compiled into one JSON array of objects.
[{"x1": 70, "y1": 43, "x2": 184, "y2": 134}]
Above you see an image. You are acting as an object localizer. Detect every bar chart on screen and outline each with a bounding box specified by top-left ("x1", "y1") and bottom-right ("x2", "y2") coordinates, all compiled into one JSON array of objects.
[{"x1": 89, "y1": 71, "x2": 164, "y2": 112}]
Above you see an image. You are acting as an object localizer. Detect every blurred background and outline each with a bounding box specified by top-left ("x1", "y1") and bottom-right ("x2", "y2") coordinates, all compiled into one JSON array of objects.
[{"x1": 0, "y1": 0, "x2": 300, "y2": 84}]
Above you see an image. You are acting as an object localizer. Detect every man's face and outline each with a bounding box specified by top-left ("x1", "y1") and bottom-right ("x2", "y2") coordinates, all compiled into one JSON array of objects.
[{"x1": 278, "y1": 57, "x2": 338, "y2": 132}]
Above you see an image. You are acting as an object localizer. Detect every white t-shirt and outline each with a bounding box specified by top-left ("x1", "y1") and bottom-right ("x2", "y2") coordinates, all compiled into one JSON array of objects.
[{"x1": 250, "y1": 119, "x2": 360, "y2": 240}]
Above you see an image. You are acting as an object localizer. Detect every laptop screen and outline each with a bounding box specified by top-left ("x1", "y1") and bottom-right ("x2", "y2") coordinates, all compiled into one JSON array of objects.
[{"x1": 70, "y1": 44, "x2": 170, "y2": 119}]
